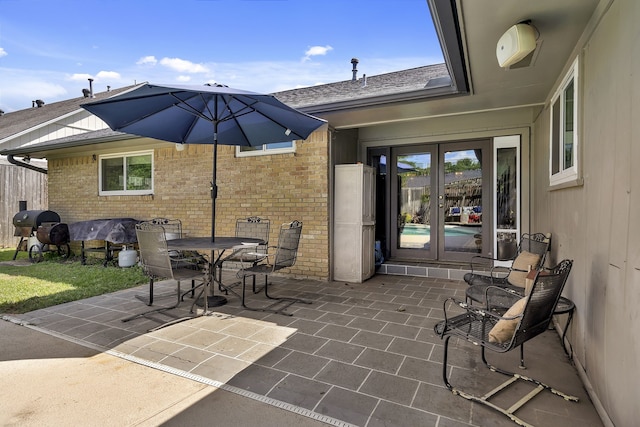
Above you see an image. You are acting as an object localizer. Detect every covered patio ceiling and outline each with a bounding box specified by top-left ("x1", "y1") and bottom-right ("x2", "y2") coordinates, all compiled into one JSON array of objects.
[{"x1": 319, "y1": 0, "x2": 601, "y2": 129}]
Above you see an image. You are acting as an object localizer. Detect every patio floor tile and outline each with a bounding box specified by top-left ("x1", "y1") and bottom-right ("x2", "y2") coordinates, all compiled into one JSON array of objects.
[
  {"x1": 190, "y1": 354, "x2": 251, "y2": 383},
  {"x1": 359, "y1": 371, "x2": 420, "y2": 406},
  {"x1": 314, "y1": 340, "x2": 365, "y2": 364},
  {"x1": 273, "y1": 350, "x2": 331, "y2": 378},
  {"x1": 315, "y1": 386, "x2": 378, "y2": 427},
  {"x1": 349, "y1": 330, "x2": 394, "y2": 350},
  {"x1": 315, "y1": 360, "x2": 370, "y2": 391},
  {"x1": 9, "y1": 273, "x2": 604, "y2": 427},
  {"x1": 267, "y1": 374, "x2": 332, "y2": 411},
  {"x1": 315, "y1": 324, "x2": 360, "y2": 342},
  {"x1": 227, "y1": 364, "x2": 288, "y2": 395},
  {"x1": 281, "y1": 332, "x2": 329, "y2": 353},
  {"x1": 367, "y1": 400, "x2": 439, "y2": 427},
  {"x1": 354, "y1": 348, "x2": 404, "y2": 373}
]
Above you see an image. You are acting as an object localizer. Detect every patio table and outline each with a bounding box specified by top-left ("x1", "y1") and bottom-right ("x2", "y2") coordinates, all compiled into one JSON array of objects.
[{"x1": 166, "y1": 237, "x2": 263, "y2": 313}]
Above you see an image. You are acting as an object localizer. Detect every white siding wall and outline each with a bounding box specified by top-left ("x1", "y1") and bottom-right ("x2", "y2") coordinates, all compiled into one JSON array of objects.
[
  {"x1": 5, "y1": 111, "x2": 108, "y2": 150},
  {"x1": 532, "y1": 0, "x2": 639, "y2": 425}
]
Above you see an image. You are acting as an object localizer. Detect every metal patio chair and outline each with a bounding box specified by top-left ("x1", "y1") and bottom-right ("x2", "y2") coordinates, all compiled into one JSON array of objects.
[
  {"x1": 464, "y1": 232, "x2": 551, "y2": 296},
  {"x1": 137, "y1": 218, "x2": 206, "y2": 304},
  {"x1": 236, "y1": 220, "x2": 311, "y2": 315},
  {"x1": 434, "y1": 259, "x2": 577, "y2": 427},
  {"x1": 122, "y1": 222, "x2": 206, "y2": 330},
  {"x1": 217, "y1": 216, "x2": 270, "y2": 294}
]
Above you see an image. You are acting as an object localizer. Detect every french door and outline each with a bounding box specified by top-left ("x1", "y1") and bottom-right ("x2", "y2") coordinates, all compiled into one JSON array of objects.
[{"x1": 388, "y1": 140, "x2": 492, "y2": 262}]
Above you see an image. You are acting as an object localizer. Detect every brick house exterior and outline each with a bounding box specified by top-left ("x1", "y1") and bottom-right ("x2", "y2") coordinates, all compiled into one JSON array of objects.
[{"x1": 46, "y1": 130, "x2": 330, "y2": 279}]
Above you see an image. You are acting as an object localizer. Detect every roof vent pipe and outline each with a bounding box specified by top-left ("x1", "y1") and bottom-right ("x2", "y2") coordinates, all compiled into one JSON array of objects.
[
  {"x1": 88, "y1": 78, "x2": 95, "y2": 98},
  {"x1": 351, "y1": 58, "x2": 359, "y2": 81}
]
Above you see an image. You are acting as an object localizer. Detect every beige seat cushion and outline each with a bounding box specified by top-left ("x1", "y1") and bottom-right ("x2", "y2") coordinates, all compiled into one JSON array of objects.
[
  {"x1": 507, "y1": 251, "x2": 542, "y2": 287},
  {"x1": 488, "y1": 297, "x2": 527, "y2": 343}
]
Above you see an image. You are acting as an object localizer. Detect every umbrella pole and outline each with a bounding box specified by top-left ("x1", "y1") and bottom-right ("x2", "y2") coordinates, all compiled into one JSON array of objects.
[{"x1": 211, "y1": 136, "x2": 217, "y2": 243}]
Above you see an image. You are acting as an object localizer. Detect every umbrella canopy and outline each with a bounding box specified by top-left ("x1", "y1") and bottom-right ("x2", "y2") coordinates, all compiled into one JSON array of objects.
[{"x1": 81, "y1": 83, "x2": 326, "y2": 241}]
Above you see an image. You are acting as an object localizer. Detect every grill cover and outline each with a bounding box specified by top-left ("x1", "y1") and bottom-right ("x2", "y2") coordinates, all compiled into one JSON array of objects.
[
  {"x1": 13, "y1": 210, "x2": 61, "y2": 229},
  {"x1": 68, "y1": 218, "x2": 140, "y2": 244}
]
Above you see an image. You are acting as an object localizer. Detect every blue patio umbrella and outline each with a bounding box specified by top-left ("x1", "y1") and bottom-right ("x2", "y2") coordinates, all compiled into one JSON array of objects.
[{"x1": 81, "y1": 83, "x2": 326, "y2": 241}]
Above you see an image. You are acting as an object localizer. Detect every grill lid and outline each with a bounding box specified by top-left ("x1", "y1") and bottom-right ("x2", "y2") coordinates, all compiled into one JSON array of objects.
[{"x1": 13, "y1": 210, "x2": 61, "y2": 229}]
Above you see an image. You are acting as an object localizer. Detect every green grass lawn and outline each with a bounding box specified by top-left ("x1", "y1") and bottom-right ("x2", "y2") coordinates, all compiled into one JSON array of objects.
[{"x1": 0, "y1": 247, "x2": 148, "y2": 314}]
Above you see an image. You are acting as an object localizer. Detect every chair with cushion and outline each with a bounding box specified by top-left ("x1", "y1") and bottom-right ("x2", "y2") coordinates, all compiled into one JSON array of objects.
[
  {"x1": 236, "y1": 220, "x2": 311, "y2": 315},
  {"x1": 434, "y1": 259, "x2": 577, "y2": 426},
  {"x1": 122, "y1": 222, "x2": 206, "y2": 330},
  {"x1": 464, "y1": 232, "x2": 551, "y2": 298}
]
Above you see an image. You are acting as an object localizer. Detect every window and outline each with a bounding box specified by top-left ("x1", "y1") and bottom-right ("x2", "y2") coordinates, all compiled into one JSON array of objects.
[
  {"x1": 236, "y1": 141, "x2": 296, "y2": 157},
  {"x1": 99, "y1": 151, "x2": 153, "y2": 195},
  {"x1": 549, "y1": 58, "x2": 579, "y2": 186}
]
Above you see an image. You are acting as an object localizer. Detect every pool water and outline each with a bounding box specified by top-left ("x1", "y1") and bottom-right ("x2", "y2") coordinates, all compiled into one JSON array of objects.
[{"x1": 401, "y1": 224, "x2": 479, "y2": 236}]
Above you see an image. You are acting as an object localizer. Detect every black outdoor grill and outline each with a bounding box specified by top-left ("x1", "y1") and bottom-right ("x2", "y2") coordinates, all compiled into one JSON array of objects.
[{"x1": 12, "y1": 209, "x2": 71, "y2": 261}]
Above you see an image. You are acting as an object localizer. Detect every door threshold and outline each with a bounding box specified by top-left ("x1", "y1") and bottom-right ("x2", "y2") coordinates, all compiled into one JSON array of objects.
[{"x1": 377, "y1": 260, "x2": 471, "y2": 281}]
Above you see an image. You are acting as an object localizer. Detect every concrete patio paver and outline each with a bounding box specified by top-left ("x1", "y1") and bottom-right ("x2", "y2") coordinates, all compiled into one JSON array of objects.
[{"x1": 2, "y1": 273, "x2": 604, "y2": 427}]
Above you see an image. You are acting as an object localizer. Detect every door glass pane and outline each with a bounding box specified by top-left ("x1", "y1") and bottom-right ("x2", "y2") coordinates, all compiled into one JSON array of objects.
[
  {"x1": 496, "y1": 147, "x2": 518, "y2": 259},
  {"x1": 397, "y1": 152, "x2": 431, "y2": 250},
  {"x1": 443, "y1": 150, "x2": 482, "y2": 253},
  {"x1": 370, "y1": 153, "x2": 387, "y2": 256}
]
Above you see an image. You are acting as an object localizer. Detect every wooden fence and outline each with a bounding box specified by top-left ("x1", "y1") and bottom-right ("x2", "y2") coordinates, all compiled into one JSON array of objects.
[{"x1": 0, "y1": 159, "x2": 48, "y2": 248}]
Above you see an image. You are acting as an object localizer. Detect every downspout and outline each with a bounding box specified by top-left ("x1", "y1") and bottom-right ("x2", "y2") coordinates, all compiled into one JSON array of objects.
[{"x1": 7, "y1": 155, "x2": 48, "y2": 174}]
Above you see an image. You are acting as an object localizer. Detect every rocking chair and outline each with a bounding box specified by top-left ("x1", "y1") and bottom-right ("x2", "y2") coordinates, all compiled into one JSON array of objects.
[{"x1": 434, "y1": 259, "x2": 577, "y2": 427}]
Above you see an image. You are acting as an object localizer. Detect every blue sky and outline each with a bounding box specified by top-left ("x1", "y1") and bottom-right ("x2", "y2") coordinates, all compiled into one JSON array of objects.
[{"x1": 0, "y1": 0, "x2": 443, "y2": 113}]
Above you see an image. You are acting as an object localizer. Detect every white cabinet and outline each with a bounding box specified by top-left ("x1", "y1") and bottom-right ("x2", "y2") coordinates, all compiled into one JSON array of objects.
[{"x1": 333, "y1": 164, "x2": 376, "y2": 282}]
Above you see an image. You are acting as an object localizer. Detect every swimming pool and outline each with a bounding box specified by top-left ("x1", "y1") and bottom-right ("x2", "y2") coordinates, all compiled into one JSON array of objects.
[{"x1": 401, "y1": 224, "x2": 479, "y2": 236}]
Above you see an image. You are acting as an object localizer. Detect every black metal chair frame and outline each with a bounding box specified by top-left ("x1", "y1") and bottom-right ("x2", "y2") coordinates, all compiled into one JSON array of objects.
[
  {"x1": 217, "y1": 216, "x2": 270, "y2": 295},
  {"x1": 122, "y1": 222, "x2": 206, "y2": 330},
  {"x1": 236, "y1": 220, "x2": 311, "y2": 316},
  {"x1": 134, "y1": 218, "x2": 206, "y2": 305},
  {"x1": 464, "y1": 232, "x2": 551, "y2": 293},
  {"x1": 434, "y1": 259, "x2": 577, "y2": 427}
]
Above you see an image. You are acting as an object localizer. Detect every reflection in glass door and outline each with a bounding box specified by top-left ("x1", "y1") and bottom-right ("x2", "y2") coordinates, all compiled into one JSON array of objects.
[
  {"x1": 439, "y1": 144, "x2": 488, "y2": 261},
  {"x1": 389, "y1": 141, "x2": 490, "y2": 262},
  {"x1": 391, "y1": 146, "x2": 437, "y2": 260}
]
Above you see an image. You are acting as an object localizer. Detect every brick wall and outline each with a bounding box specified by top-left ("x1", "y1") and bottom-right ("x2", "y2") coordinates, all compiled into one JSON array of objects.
[{"x1": 47, "y1": 131, "x2": 330, "y2": 279}]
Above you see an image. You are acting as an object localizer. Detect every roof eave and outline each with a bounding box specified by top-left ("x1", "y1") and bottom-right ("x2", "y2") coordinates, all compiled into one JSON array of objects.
[
  {"x1": 0, "y1": 132, "x2": 137, "y2": 158},
  {"x1": 298, "y1": 84, "x2": 466, "y2": 115}
]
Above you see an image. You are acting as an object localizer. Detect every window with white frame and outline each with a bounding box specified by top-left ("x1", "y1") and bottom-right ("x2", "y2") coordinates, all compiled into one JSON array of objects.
[
  {"x1": 99, "y1": 151, "x2": 153, "y2": 195},
  {"x1": 236, "y1": 141, "x2": 296, "y2": 157},
  {"x1": 549, "y1": 58, "x2": 579, "y2": 186}
]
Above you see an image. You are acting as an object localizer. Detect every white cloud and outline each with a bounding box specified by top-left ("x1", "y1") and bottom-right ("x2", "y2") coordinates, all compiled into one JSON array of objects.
[
  {"x1": 176, "y1": 75, "x2": 191, "y2": 82},
  {"x1": 69, "y1": 73, "x2": 94, "y2": 81},
  {"x1": 303, "y1": 45, "x2": 333, "y2": 62},
  {"x1": 159, "y1": 57, "x2": 208, "y2": 73},
  {"x1": 95, "y1": 70, "x2": 121, "y2": 80},
  {"x1": 68, "y1": 71, "x2": 120, "y2": 82},
  {"x1": 0, "y1": 79, "x2": 67, "y2": 110},
  {"x1": 0, "y1": 47, "x2": 7, "y2": 58},
  {"x1": 136, "y1": 55, "x2": 157, "y2": 66}
]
